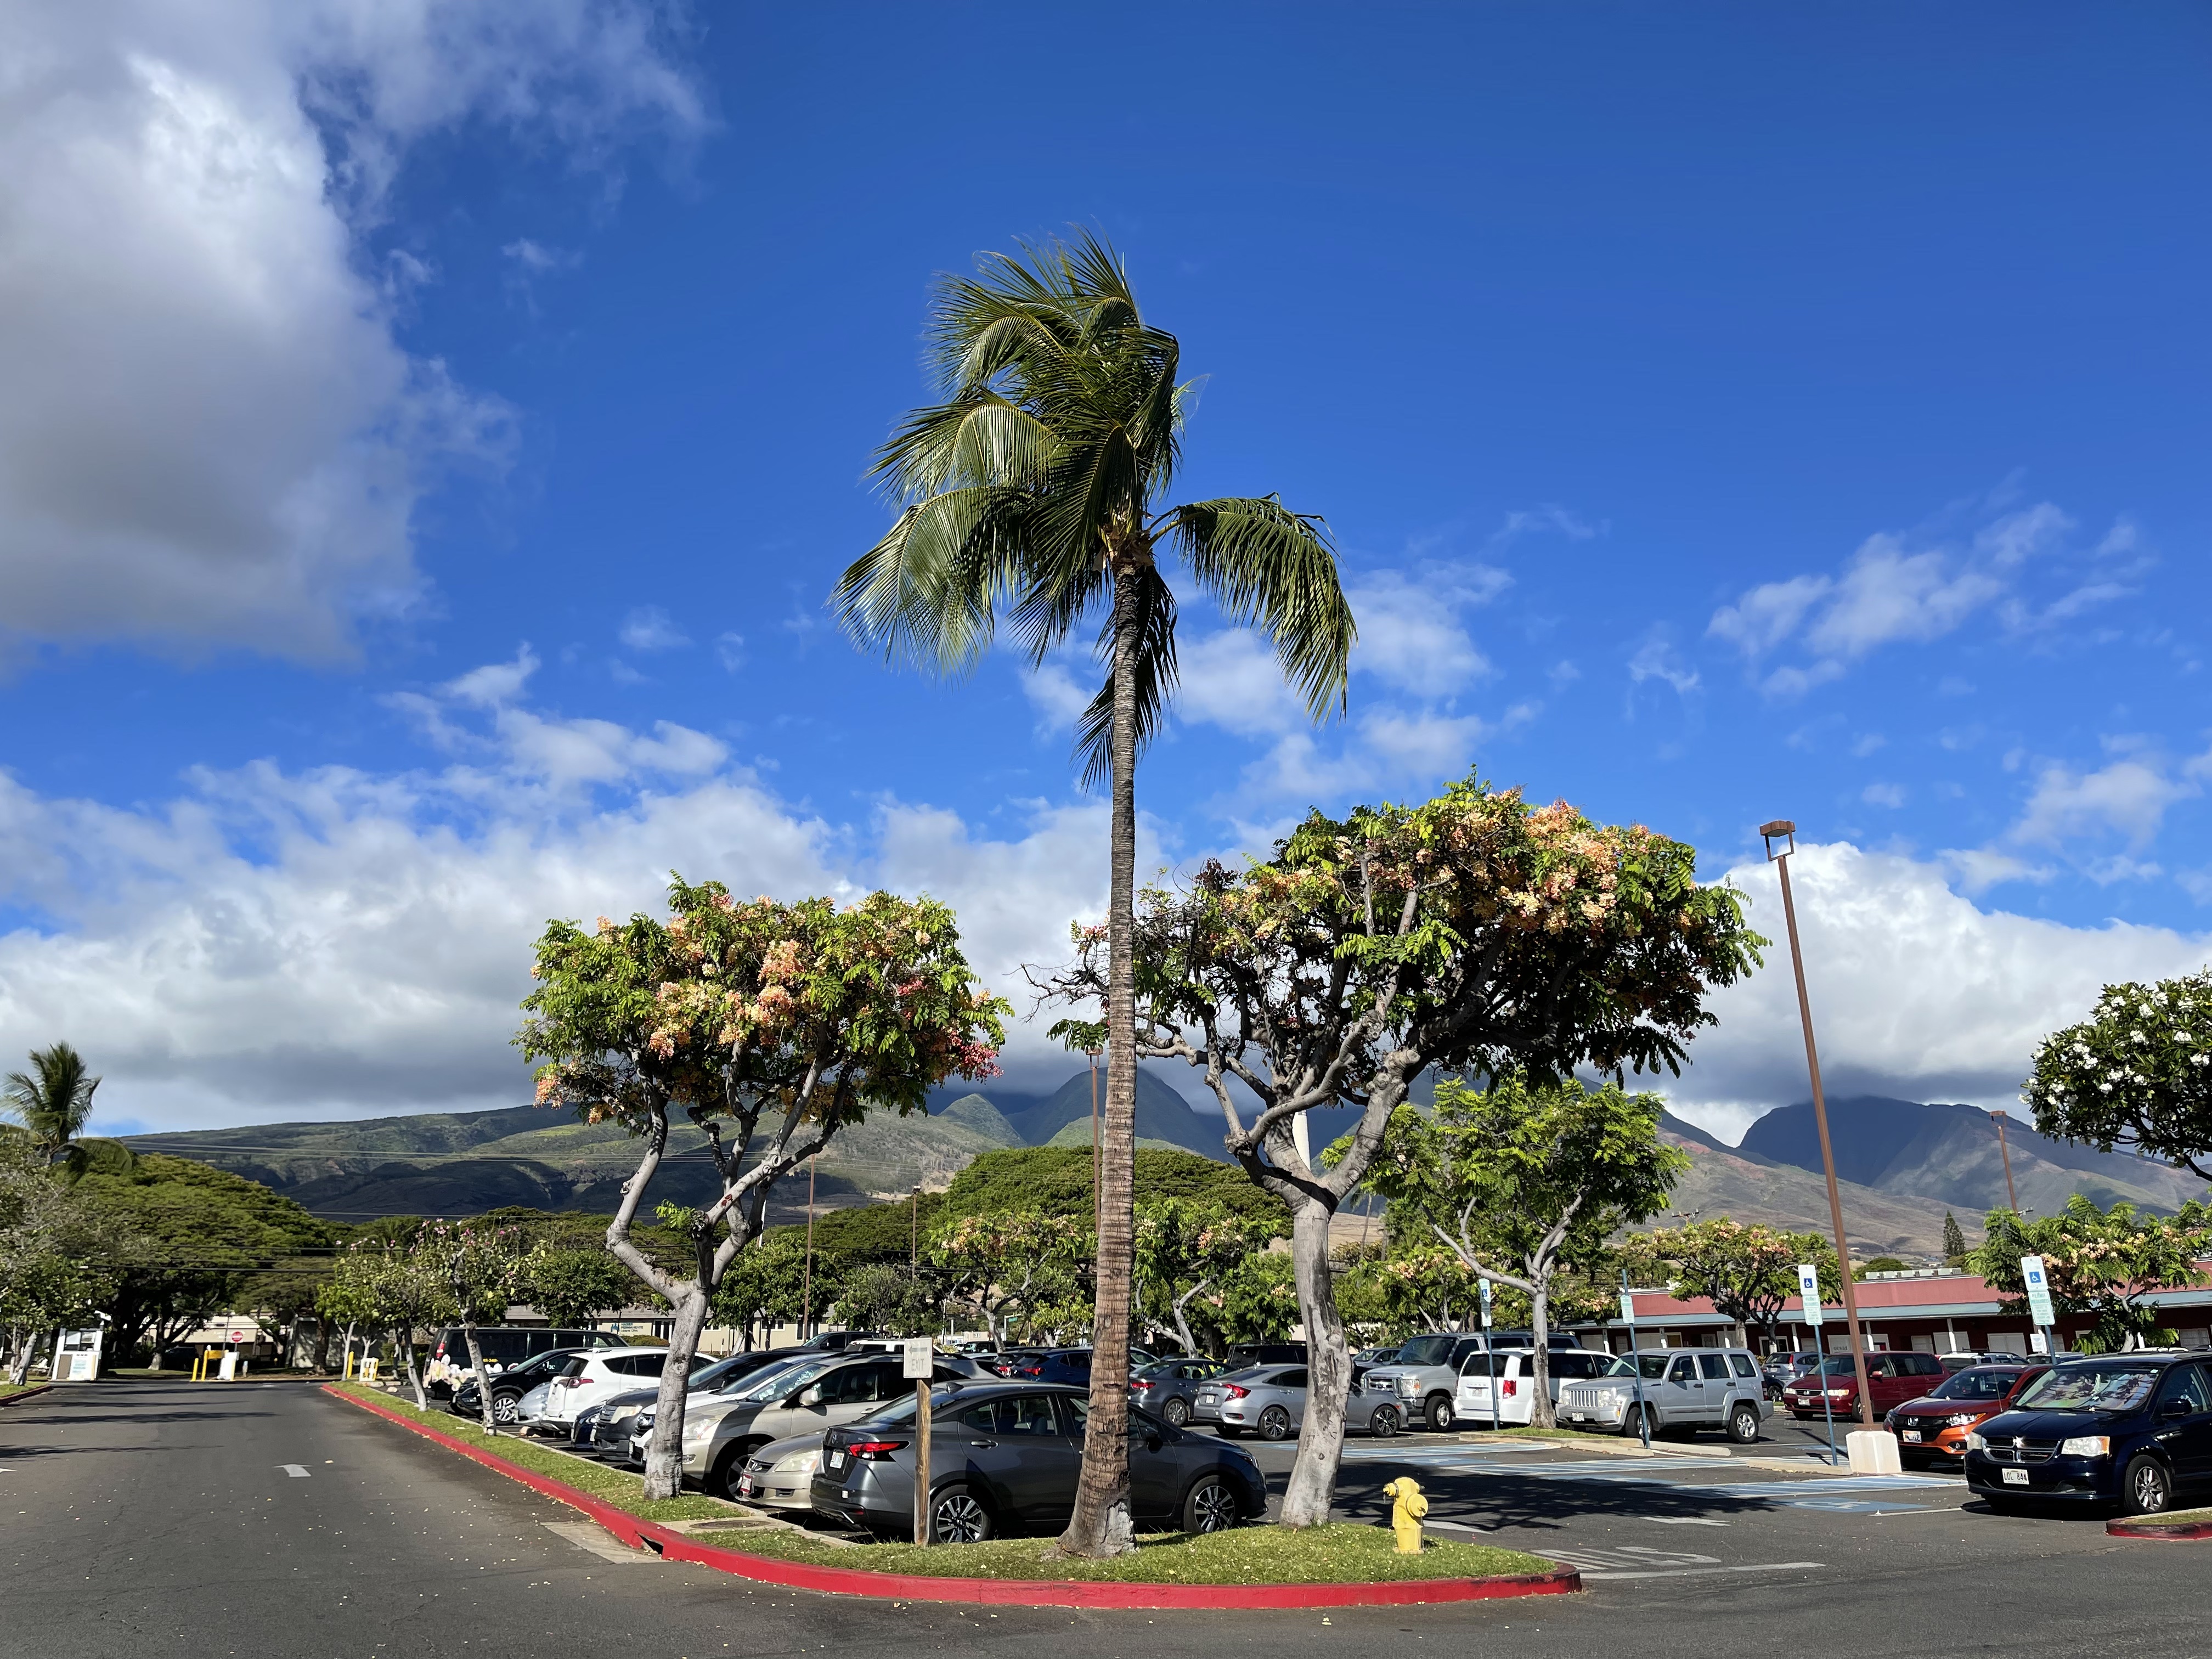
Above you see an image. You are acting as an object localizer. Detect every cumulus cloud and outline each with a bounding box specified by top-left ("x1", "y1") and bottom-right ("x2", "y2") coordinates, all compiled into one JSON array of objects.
[
  {"x1": 1708, "y1": 497, "x2": 2139, "y2": 698},
  {"x1": 618, "y1": 605, "x2": 690, "y2": 652},
  {"x1": 1667, "y1": 840, "x2": 2212, "y2": 1141},
  {"x1": 0, "y1": 668, "x2": 1126, "y2": 1132},
  {"x1": 0, "y1": 1, "x2": 702, "y2": 662},
  {"x1": 1346, "y1": 565, "x2": 1510, "y2": 698}
]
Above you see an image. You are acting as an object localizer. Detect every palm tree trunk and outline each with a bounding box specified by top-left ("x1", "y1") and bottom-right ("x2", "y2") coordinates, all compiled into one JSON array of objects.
[{"x1": 1059, "y1": 557, "x2": 1142, "y2": 1558}]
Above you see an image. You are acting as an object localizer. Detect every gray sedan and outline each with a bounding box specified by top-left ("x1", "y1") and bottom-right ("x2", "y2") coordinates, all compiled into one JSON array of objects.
[{"x1": 1190, "y1": 1364, "x2": 1404, "y2": 1440}]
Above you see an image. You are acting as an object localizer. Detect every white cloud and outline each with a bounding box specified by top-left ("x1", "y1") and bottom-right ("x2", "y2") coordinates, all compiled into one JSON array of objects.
[
  {"x1": 1707, "y1": 498, "x2": 2137, "y2": 698},
  {"x1": 1627, "y1": 635, "x2": 1700, "y2": 697},
  {"x1": 618, "y1": 605, "x2": 690, "y2": 652},
  {"x1": 0, "y1": 674, "x2": 1129, "y2": 1132},
  {"x1": 1860, "y1": 782, "x2": 1905, "y2": 809},
  {"x1": 0, "y1": 2, "x2": 701, "y2": 662},
  {"x1": 714, "y1": 631, "x2": 746, "y2": 672},
  {"x1": 1489, "y1": 505, "x2": 1601, "y2": 548},
  {"x1": 1668, "y1": 840, "x2": 2212, "y2": 1141},
  {"x1": 2009, "y1": 751, "x2": 2203, "y2": 850},
  {"x1": 1346, "y1": 566, "x2": 1509, "y2": 698}
]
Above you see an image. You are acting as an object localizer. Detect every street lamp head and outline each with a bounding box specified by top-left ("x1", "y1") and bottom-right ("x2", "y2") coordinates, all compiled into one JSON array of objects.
[{"x1": 1759, "y1": 820, "x2": 1797, "y2": 861}]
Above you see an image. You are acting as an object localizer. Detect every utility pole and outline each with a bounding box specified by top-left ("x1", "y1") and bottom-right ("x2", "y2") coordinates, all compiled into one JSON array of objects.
[
  {"x1": 911, "y1": 1184, "x2": 922, "y2": 1270},
  {"x1": 1989, "y1": 1110, "x2": 2021, "y2": 1215},
  {"x1": 1762, "y1": 821, "x2": 1878, "y2": 1433}
]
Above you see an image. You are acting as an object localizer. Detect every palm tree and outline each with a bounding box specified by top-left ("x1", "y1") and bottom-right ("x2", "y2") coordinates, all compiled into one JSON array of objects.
[
  {"x1": 3, "y1": 1042, "x2": 101, "y2": 1177},
  {"x1": 836, "y1": 232, "x2": 1354, "y2": 1555}
]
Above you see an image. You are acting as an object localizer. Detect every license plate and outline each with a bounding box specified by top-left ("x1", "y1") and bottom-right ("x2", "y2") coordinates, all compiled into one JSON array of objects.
[
  {"x1": 826, "y1": 1451, "x2": 845, "y2": 1470},
  {"x1": 1199, "y1": 1393, "x2": 1216, "y2": 1405},
  {"x1": 1900, "y1": 1430, "x2": 1922, "y2": 1443},
  {"x1": 737, "y1": 1476, "x2": 754, "y2": 1497},
  {"x1": 2002, "y1": 1467, "x2": 2028, "y2": 1486},
  {"x1": 1568, "y1": 1413, "x2": 1588, "y2": 1423}
]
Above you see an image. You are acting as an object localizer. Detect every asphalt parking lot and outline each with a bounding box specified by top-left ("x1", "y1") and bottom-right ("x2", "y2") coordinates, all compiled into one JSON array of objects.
[{"x1": 2, "y1": 1383, "x2": 2199, "y2": 1659}]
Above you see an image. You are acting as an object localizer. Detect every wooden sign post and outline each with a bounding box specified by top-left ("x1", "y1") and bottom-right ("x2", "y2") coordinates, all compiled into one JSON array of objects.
[{"x1": 902, "y1": 1337, "x2": 934, "y2": 1544}]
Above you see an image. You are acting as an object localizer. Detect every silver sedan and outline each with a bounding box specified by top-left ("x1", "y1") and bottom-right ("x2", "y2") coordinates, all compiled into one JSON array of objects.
[{"x1": 1189, "y1": 1364, "x2": 1404, "y2": 1440}]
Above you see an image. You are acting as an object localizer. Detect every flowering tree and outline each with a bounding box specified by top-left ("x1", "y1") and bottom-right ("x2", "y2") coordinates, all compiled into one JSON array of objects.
[
  {"x1": 323, "y1": 1237, "x2": 455, "y2": 1408},
  {"x1": 1034, "y1": 773, "x2": 1758, "y2": 1523},
  {"x1": 1622, "y1": 1219, "x2": 1839, "y2": 1349},
  {"x1": 930, "y1": 1209, "x2": 1091, "y2": 1342},
  {"x1": 520, "y1": 877, "x2": 1007, "y2": 1499},
  {"x1": 1133, "y1": 1197, "x2": 1265, "y2": 1355},
  {"x1": 1968, "y1": 1195, "x2": 2212, "y2": 1352},
  {"x1": 0, "y1": 1132, "x2": 112, "y2": 1383},
  {"x1": 523, "y1": 1244, "x2": 638, "y2": 1330},
  {"x1": 1367, "y1": 1074, "x2": 1686, "y2": 1427},
  {"x1": 411, "y1": 1221, "x2": 524, "y2": 1430},
  {"x1": 2023, "y1": 970, "x2": 2212, "y2": 1180}
]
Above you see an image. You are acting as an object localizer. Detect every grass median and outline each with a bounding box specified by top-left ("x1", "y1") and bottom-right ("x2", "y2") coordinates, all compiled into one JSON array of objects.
[
  {"x1": 330, "y1": 1383, "x2": 1558, "y2": 1585},
  {"x1": 690, "y1": 1520, "x2": 1556, "y2": 1585},
  {"x1": 2137, "y1": 1506, "x2": 2212, "y2": 1527},
  {"x1": 328, "y1": 1381, "x2": 730, "y2": 1523}
]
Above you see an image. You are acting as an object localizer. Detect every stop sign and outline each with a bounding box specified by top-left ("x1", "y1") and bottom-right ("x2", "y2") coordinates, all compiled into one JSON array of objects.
[{"x1": 229, "y1": 1330, "x2": 245, "y2": 1344}]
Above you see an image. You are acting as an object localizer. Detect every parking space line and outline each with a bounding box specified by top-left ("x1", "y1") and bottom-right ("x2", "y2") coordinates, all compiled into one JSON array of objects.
[
  {"x1": 1579, "y1": 1562, "x2": 1827, "y2": 1581},
  {"x1": 278, "y1": 1464, "x2": 310, "y2": 1477}
]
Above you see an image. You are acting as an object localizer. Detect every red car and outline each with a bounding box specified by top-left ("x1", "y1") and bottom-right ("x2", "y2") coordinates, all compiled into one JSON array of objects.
[
  {"x1": 1781, "y1": 1350, "x2": 1948, "y2": 1419},
  {"x1": 1884, "y1": 1363, "x2": 2046, "y2": 1465}
]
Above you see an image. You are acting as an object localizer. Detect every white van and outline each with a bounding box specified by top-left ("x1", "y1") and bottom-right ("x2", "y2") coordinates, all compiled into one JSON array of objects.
[{"x1": 1454, "y1": 1348, "x2": 1619, "y2": 1426}]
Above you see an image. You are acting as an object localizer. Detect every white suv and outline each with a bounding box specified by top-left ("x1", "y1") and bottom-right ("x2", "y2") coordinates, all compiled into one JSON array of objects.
[
  {"x1": 1455, "y1": 1348, "x2": 1620, "y2": 1426},
  {"x1": 515, "y1": 1348, "x2": 675, "y2": 1430},
  {"x1": 1559, "y1": 1347, "x2": 1772, "y2": 1442}
]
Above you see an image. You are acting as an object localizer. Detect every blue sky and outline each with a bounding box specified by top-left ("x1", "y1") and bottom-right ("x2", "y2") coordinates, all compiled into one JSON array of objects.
[{"x1": 1, "y1": 3, "x2": 2207, "y2": 1138}]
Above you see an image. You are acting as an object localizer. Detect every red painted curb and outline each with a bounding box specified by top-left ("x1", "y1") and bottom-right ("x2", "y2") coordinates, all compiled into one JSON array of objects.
[
  {"x1": 0, "y1": 1385, "x2": 54, "y2": 1408},
  {"x1": 2106, "y1": 1518, "x2": 2212, "y2": 1541},
  {"x1": 323, "y1": 1385, "x2": 1582, "y2": 1610}
]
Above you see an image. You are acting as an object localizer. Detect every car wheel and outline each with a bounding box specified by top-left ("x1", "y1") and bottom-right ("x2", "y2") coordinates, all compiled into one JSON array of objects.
[
  {"x1": 929, "y1": 1483, "x2": 994, "y2": 1544},
  {"x1": 2120, "y1": 1454, "x2": 2174, "y2": 1516},
  {"x1": 492, "y1": 1392, "x2": 521, "y2": 1425},
  {"x1": 1623, "y1": 1404, "x2": 1655, "y2": 1440},
  {"x1": 1257, "y1": 1406, "x2": 1293, "y2": 1442},
  {"x1": 1425, "y1": 1395, "x2": 1455, "y2": 1433},
  {"x1": 1162, "y1": 1397, "x2": 1190, "y2": 1427},
  {"x1": 710, "y1": 1446, "x2": 749, "y2": 1503},
  {"x1": 1369, "y1": 1404, "x2": 1400, "y2": 1438},
  {"x1": 1726, "y1": 1403, "x2": 1759, "y2": 1444},
  {"x1": 1182, "y1": 1475, "x2": 1241, "y2": 1535}
]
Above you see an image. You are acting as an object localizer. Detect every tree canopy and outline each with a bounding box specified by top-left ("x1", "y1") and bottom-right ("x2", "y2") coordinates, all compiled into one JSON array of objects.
[
  {"x1": 2023, "y1": 969, "x2": 2212, "y2": 1180},
  {"x1": 1968, "y1": 1194, "x2": 2211, "y2": 1352}
]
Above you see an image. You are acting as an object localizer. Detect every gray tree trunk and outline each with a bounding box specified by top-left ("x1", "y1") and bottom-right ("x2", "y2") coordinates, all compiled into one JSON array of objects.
[
  {"x1": 462, "y1": 1324, "x2": 497, "y2": 1432},
  {"x1": 640, "y1": 1289, "x2": 711, "y2": 1500},
  {"x1": 1527, "y1": 1280, "x2": 1556, "y2": 1429},
  {"x1": 1280, "y1": 1200, "x2": 1350, "y2": 1526}
]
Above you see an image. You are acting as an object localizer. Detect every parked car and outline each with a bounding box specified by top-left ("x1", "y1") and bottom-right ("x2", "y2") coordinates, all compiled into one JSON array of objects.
[
  {"x1": 569, "y1": 1351, "x2": 789, "y2": 1458},
  {"x1": 679, "y1": 1350, "x2": 982, "y2": 1500},
  {"x1": 514, "y1": 1347, "x2": 681, "y2": 1431},
  {"x1": 1132, "y1": 1358, "x2": 1228, "y2": 1427},
  {"x1": 1188, "y1": 1363, "x2": 1406, "y2": 1440},
  {"x1": 1780, "y1": 1350, "x2": 1947, "y2": 1420},
  {"x1": 1966, "y1": 1351, "x2": 2212, "y2": 1516},
  {"x1": 1352, "y1": 1345, "x2": 1401, "y2": 1368},
  {"x1": 1940, "y1": 1350, "x2": 2027, "y2": 1372},
  {"x1": 448, "y1": 1347, "x2": 591, "y2": 1425},
  {"x1": 1763, "y1": 1351, "x2": 1824, "y2": 1398},
  {"x1": 1557, "y1": 1348, "x2": 1773, "y2": 1443},
  {"x1": 811, "y1": 1382, "x2": 1268, "y2": 1541},
  {"x1": 1224, "y1": 1342, "x2": 1307, "y2": 1368},
  {"x1": 733, "y1": 1427, "x2": 837, "y2": 1511},
  {"x1": 986, "y1": 1347, "x2": 1161, "y2": 1386},
  {"x1": 1358, "y1": 1330, "x2": 1582, "y2": 1432},
  {"x1": 1455, "y1": 1347, "x2": 1620, "y2": 1427},
  {"x1": 1886, "y1": 1363, "x2": 2046, "y2": 1466},
  {"x1": 424, "y1": 1325, "x2": 622, "y2": 1398}
]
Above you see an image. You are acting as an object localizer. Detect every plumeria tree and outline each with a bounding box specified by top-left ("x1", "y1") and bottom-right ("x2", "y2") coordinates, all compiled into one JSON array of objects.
[
  {"x1": 1034, "y1": 773, "x2": 1759, "y2": 1523},
  {"x1": 1367, "y1": 1075, "x2": 1686, "y2": 1427},
  {"x1": 520, "y1": 877, "x2": 1007, "y2": 1500},
  {"x1": 324, "y1": 1237, "x2": 455, "y2": 1408},
  {"x1": 522, "y1": 1243, "x2": 638, "y2": 1330},
  {"x1": 1969, "y1": 1195, "x2": 2212, "y2": 1352},
  {"x1": 2023, "y1": 970, "x2": 2212, "y2": 1180},
  {"x1": 415, "y1": 1221, "x2": 524, "y2": 1431},
  {"x1": 1623, "y1": 1220, "x2": 1839, "y2": 1350}
]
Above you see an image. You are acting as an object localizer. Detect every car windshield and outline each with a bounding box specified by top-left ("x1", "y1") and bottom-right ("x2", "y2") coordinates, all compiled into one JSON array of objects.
[
  {"x1": 733, "y1": 1357, "x2": 838, "y2": 1402},
  {"x1": 1809, "y1": 1356, "x2": 1866, "y2": 1376},
  {"x1": 686, "y1": 1356, "x2": 755, "y2": 1392},
  {"x1": 1602, "y1": 1355, "x2": 1672, "y2": 1381},
  {"x1": 1394, "y1": 1335, "x2": 1458, "y2": 1367},
  {"x1": 2013, "y1": 1362, "x2": 2163, "y2": 1413},
  {"x1": 1929, "y1": 1367, "x2": 2022, "y2": 1401}
]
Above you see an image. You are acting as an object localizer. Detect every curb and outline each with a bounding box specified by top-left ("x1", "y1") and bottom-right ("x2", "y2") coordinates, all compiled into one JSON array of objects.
[
  {"x1": 324, "y1": 1386, "x2": 1583, "y2": 1610},
  {"x1": 2107, "y1": 1517, "x2": 2212, "y2": 1541},
  {"x1": 0, "y1": 1386, "x2": 54, "y2": 1408},
  {"x1": 1446, "y1": 1432, "x2": 1875, "y2": 1478}
]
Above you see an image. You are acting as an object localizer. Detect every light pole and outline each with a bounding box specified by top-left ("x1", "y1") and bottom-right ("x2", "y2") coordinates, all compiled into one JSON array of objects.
[
  {"x1": 911, "y1": 1183, "x2": 923, "y2": 1269},
  {"x1": 1989, "y1": 1110, "x2": 2021, "y2": 1215},
  {"x1": 1760, "y1": 820, "x2": 1878, "y2": 1434}
]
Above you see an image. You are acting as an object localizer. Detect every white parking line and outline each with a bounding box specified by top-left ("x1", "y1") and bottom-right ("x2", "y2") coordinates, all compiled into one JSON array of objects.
[
  {"x1": 278, "y1": 1465, "x2": 310, "y2": 1477},
  {"x1": 1580, "y1": 1562, "x2": 1827, "y2": 1581},
  {"x1": 541, "y1": 1520, "x2": 657, "y2": 1564}
]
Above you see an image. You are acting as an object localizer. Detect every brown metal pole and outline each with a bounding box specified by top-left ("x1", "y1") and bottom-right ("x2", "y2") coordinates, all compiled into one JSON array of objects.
[
  {"x1": 1770, "y1": 837, "x2": 1879, "y2": 1432},
  {"x1": 1990, "y1": 1111, "x2": 2020, "y2": 1214}
]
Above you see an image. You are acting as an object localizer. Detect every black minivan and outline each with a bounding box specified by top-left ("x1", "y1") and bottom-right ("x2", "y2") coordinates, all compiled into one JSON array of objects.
[{"x1": 1964, "y1": 1351, "x2": 2212, "y2": 1515}]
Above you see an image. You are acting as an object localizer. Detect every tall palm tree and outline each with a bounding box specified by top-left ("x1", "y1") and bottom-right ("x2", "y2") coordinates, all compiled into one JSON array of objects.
[
  {"x1": 3, "y1": 1042, "x2": 101, "y2": 1177},
  {"x1": 836, "y1": 232, "x2": 1354, "y2": 1555}
]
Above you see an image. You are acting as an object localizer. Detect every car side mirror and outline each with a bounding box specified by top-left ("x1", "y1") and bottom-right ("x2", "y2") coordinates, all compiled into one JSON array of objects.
[
  {"x1": 1145, "y1": 1434, "x2": 1163, "y2": 1453},
  {"x1": 794, "y1": 1385, "x2": 823, "y2": 1408},
  {"x1": 2159, "y1": 1396, "x2": 2190, "y2": 1419}
]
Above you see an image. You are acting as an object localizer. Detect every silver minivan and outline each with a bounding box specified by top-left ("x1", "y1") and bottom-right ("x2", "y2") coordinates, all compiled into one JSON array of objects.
[{"x1": 1559, "y1": 1348, "x2": 1772, "y2": 1442}]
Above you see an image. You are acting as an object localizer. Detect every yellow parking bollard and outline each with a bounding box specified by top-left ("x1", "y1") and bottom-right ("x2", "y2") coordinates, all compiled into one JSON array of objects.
[{"x1": 1383, "y1": 1476, "x2": 1429, "y2": 1554}]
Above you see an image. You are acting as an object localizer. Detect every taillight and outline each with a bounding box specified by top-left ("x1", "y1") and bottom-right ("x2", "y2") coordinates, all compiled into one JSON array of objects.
[
  {"x1": 1221, "y1": 1384, "x2": 1250, "y2": 1400},
  {"x1": 554, "y1": 1376, "x2": 580, "y2": 1388},
  {"x1": 843, "y1": 1440, "x2": 909, "y2": 1461}
]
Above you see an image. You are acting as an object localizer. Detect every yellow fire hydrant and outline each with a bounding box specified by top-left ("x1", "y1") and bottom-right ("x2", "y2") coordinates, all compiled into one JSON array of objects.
[{"x1": 1383, "y1": 1476, "x2": 1428, "y2": 1554}]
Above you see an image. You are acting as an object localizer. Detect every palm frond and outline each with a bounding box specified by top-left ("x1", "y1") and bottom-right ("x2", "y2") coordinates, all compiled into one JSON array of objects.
[
  {"x1": 833, "y1": 486, "x2": 1032, "y2": 674},
  {"x1": 1163, "y1": 496, "x2": 1356, "y2": 718}
]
